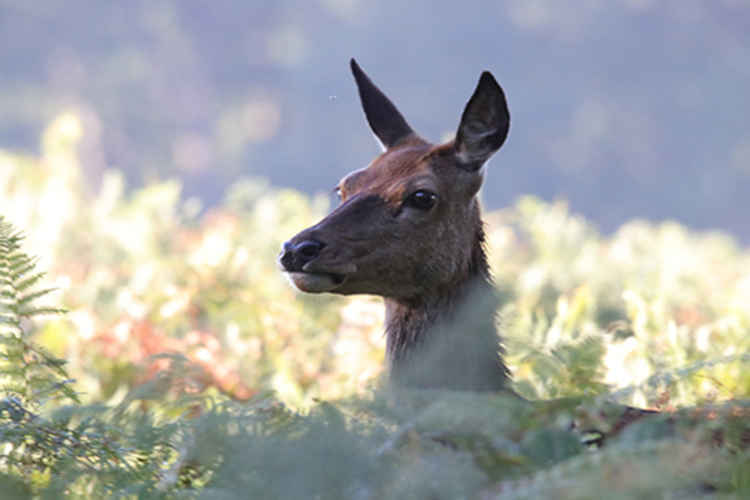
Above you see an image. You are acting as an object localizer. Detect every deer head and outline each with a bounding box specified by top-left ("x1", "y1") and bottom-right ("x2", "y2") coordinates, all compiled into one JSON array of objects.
[{"x1": 279, "y1": 59, "x2": 510, "y2": 389}]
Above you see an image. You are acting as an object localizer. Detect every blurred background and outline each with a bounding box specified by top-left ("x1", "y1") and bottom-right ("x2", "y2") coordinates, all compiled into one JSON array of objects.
[
  {"x1": 2, "y1": 0, "x2": 749, "y2": 238},
  {"x1": 1, "y1": 1, "x2": 749, "y2": 409}
]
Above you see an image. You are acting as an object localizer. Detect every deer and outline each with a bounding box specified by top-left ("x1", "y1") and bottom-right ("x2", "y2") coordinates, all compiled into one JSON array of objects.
[
  {"x1": 277, "y1": 61, "x2": 750, "y2": 455},
  {"x1": 279, "y1": 59, "x2": 510, "y2": 391}
]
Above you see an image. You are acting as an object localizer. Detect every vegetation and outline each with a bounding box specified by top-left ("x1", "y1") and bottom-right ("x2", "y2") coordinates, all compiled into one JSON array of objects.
[
  {"x1": 3, "y1": 2, "x2": 750, "y2": 244},
  {"x1": 0, "y1": 114, "x2": 748, "y2": 498}
]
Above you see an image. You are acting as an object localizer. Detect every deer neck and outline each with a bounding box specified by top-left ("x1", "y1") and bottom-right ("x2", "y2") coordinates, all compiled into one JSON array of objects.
[{"x1": 383, "y1": 224, "x2": 509, "y2": 391}]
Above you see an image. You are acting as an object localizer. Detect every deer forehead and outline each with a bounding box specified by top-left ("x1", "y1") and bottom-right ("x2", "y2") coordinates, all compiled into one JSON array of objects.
[{"x1": 339, "y1": 142, "x2": 455, "y2": 204}]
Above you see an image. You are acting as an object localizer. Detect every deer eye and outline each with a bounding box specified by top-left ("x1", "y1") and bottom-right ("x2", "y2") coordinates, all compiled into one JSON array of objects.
[{"x1": 404, "y1": 190, "x2": 437, "y2": 210}]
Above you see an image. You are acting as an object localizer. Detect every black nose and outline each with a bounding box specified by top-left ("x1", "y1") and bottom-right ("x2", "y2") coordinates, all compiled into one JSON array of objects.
[
  {"x1": 295, "y1": 240, "x2": 323, "y2": 260},
  {"x1": 279, "y1": 239, "x2": 325, "y2": 271}
]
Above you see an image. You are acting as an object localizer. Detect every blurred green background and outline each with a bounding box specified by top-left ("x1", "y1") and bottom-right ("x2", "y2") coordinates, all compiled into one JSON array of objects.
[
  {"x1": 1, "y1": 3, "x2": 750, "y2": 496},
  {"x1": 2, "y1": 1, "x2": 750, "y2": 240},
  {"x1": 1, "y1": 114, "x2": 748, "y2": 410}
]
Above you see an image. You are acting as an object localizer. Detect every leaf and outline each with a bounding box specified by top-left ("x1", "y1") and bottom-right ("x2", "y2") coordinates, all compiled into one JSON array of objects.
[{"x1": 13, "y1": 272, "x2": 46, "y2": 293}]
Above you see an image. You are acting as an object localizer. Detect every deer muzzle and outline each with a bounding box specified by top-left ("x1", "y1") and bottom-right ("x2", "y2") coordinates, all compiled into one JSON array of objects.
[{"x1": 278, "y1": 238, "x2": 355, "y2": 293}]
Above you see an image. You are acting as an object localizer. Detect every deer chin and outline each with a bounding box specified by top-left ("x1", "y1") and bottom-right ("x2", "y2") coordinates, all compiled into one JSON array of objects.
[{"x1": 286, "y1": 271, "x2": 346, "y2": 293}]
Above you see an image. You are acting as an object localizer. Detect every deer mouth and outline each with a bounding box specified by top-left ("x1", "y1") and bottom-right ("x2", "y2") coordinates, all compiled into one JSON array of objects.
[
  {"x1": 286, "y1": 271, "x2": 346, "y2": 293},
  {"x1": 278, "y1": 239, "x2": 355, "y2": 293}
]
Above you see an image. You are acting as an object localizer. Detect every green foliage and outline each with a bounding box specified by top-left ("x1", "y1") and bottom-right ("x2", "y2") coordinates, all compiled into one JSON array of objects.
[
  {"x1": 0, "y1": 217, "x2": 74, "y2": 406},
  {"x1": 489, "y1": 197, "x2": 750, "y2": 407},
  {"x1": 0, "y1": 115, "x2": 749, "y2": 497},
  {"x1": 3, "y1": 115, "x2": 748, "y2": 411}
]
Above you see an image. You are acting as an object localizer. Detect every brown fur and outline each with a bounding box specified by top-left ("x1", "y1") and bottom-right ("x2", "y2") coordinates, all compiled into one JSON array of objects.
[{"x1": 279, "y1": 61, "x2": 511, "y2": 390}]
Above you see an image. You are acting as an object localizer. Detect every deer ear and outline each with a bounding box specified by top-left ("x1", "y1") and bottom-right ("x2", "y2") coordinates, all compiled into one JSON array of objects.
[
  {"x1": 454, "y1": 72, "x2": 510, "y2": 170},
  {"x1": 350, "y1": 58, "x2": 414, "y2": 150}
]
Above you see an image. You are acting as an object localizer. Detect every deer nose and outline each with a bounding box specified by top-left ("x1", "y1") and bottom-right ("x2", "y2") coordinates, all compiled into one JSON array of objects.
[
  {"x1": 295, "y1": 240, "x2": 324, "y2": 260},
  {"x1": 279, "y1": 239, "x2": 325, "y2": 271}
]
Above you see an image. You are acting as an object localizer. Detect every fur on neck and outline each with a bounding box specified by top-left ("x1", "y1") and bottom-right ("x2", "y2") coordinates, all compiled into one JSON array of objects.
[{"x1": 384, "y1": 224, "x2": 509, "y2": 391}]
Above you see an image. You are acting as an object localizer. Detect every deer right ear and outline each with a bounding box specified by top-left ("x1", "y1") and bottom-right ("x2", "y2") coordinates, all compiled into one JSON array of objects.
[
  {"x1": 350, "y1": 58, "x2": 414, "y2": 150},
  {"x1": 454, "y1": 72, "x2": 510, "y2": 171}
]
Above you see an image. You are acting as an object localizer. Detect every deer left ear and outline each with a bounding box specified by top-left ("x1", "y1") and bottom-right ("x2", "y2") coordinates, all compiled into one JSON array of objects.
[
  {"x1": 454, "y1": 72, "x2": 510, "y2": 170},
  {"x1": 351, "y1": 58, "x2": 415, "y2": 150}
]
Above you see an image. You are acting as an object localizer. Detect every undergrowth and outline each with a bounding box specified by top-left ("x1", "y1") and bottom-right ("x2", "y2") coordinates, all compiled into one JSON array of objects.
[
  {"x1": 0, "y1": 215, "x2": 749, "y2": 499},
  {"x1": 1, "y1": 116, "x2": 749, "y2": 498}
]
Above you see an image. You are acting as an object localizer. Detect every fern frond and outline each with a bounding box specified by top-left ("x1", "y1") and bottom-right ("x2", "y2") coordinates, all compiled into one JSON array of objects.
[
  {"x1": 7, "y1": 253, "x2": 34, "y2": 266},
  {"x1": 0, "y1": 367, "x2": 26, "y2": 378},
  {"x1": 14, "y1": 273, "x2": 47, "y2": 293},
  {"x1": 0, "y1": 314, "x2": 20, "y2": 325},
  {"x1": 0, "y1": 216, "x2": 77, "y2": 407},
  {"x1": 17, "y1": 307, "x2": 67, "y2": 317},
  {"x1": 11, "y1": 263, "x2": 40, "y2": 282},
  {"x1": 18, "y1": 288, "x2": 58, "y2": 307}
]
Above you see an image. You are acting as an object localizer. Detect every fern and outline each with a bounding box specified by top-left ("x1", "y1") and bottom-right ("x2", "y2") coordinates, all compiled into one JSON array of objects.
[
  {"x1": 0, "y1": 217, "x2": 73, "y2": 406},
  {"x1": 0, "y1": 217, "x2": 201, "y2": 496}
]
